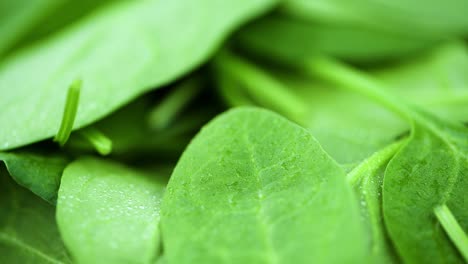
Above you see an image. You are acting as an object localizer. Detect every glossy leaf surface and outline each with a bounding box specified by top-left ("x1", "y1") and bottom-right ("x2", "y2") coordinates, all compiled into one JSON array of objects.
[
  {"x1": 0, "y1": 0, "x2": 276, "y2": 150},
  {"x1": 161, "y1": 107, "x2": 367, "y2": 263},
  {"x1": 57, "y1": 158, "x2": 165, "y2": 264}
]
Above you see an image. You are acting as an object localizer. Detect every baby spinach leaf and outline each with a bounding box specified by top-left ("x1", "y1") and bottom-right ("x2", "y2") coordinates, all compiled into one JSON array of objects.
[
  {"x1": 0, "y1": 0, "x2": 60, "y2": 56},
  {"x1": 66, "y1": 90, "x2": 216, "y2": 160},
  {"x1": 279, "y1": 77, "x2": 405, "y2": 168},
  {"x1": 237, "y1": 0, "x2": 468, "y2": 64},
  {"x1": 347, "y1": 141, "x2": 404, "y2": 264},
  {"x1": 0, "y1": 0, "x2": 277, "y2": 151},
  {"x1": 0, "y1": 151, "x2": 70, "y2": 204},
  {"x1": 374, "y1": 42, "x2": 468, "y2": 122},
  {"x1": 0, "y1": 167, "x2": 71, "y2": 263},
  {"x1": 213, "y1": 51, "x2": 401, "y2": 166},
  {"x1": 282, "y1": 0, "x2": 468, "y2": 38},
  {"x1": 237, "y1": 14, "x2": 433, "y2": 63},
  {"x1": 0, "y1": 1, "x2": 116, "y2": 56},
  {"x1": 161, "y1": 107, "x2": 368, "y2": 263},
  {"x1": 383, "y1": 119, "x2": 468, "y2": 264},
  {"x1": 56, "y1": 157, "x2": 165, "y2": 264},
  {"x1": 218, "y1": 43, "x2": 468, "y2": 167},
  {"x1": 304, "y1": 56, "x2": 468, "y2": 263},
  {"x1": 11, "y1": 0, "x2": 115, "y2": 52},
  {"x1": 296, "y1": 42, "x2": 468, "y2": 166}
]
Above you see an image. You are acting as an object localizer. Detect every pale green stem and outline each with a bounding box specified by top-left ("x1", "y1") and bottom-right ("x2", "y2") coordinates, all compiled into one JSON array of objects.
[
  {"x1": 159, "y1": 111, "x2": 212, "y2": 137},
  {"x1": 347, "y1": 140, "x2": 405, "y2": 186},
  {"x1": 54, "y1": 79, "x2": 81, "y2": 146},
  {"x1": 304, "y1": 56, "x2": 465, "y2": 142},
  {"x1": 434, "y1": 204, "x2": 468, "y2": 262},
  {"x1": 214, "y1": 50, "x2": 308, "y2": 124},
  {"x1": 78, "y1": 127, "x2": 112, "y2": 156},
  {"x1": 215, "y1": 69, "x2": 255, "y2": 107},
  {"x1": 305, "y1": 57, "x2": 415, "y2": 123},
  {"x1": 148, "y1": 77, "x2": 201, "y2": 130}
]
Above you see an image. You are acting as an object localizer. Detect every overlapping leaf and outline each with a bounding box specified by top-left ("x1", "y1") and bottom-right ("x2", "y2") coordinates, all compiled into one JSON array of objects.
[
  {"x1": 57, "y1": 158, "x2": 165, "y2": 264},
  {"x1": 161, "y1": 107, "x2": 368, "y2": 263},
  {"x1": 216, "y1": 43, "x2": 468, "y2": 167},
  {"x1": 0, "y1": 168, "x2": 70, "y2": 263},
  {"x1": 0, "y1": 0, "x2": 277, "y2": 150},
  {"x1": 0, "y1": 151, "x2": 70, "y2": 204},
  {"x1": 301, "y1": 55, "x2": 468, "y2": 263}
]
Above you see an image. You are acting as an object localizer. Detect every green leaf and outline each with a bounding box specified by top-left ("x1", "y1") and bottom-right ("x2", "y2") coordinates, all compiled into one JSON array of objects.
[
  {"x1": 0, "y1": 167, "x2": 71, "y2": 263},
  {"x1": 0, "y1": 0, "x2": 60, "y2": 56},
  {"x1": 237, "y1": 14, "x2": 434, "y2": 63},
  {"x1": 0, "y1": 0, "x2": 277, "y2": 150},
  {"x1": 282, "y1": 0, "x2": 468, "y2": 38},
  {"x1": 347, "y1": 141, "x2": 404, "y2": 263},
  {"x1": 298, "y1": 42, "x2": 468, "y2": 165},
  {"x1": 220, "y1": 43, "x2": 468, "y2": 167},
  {"x1": 0, "y1": 151, "x2": 70, "y2": 204},
  {"x1": 303, "y1": 54, "x2": 468, "y2": 263},
  {"x1": 284, "y1": 77, "x2": 405, "y2": 167},
  {"x1": 0, "y1": 1, "x2": 118, "y2": 57},
  {"x1": 66, "y1": 91, "x2": 215, "y2": 159},
  {"x1": 213, "y1": 51, "x2": 401, "y2": 166},
  {"x1": 56, "y1": 157, "x2": 165, "y2": 264},
  {"x1": 383, "y1": 118, "x2": 468, "y2": 263},
  {"x1": 374, "y1": 42, "x2": 468, "y2": 122},
  {"x1": 10, "y1": 0, "x2": 115, "y2": 52},
  {"x1": 237, "y1": 0, "x2": 468, "y2": 63},
  {"x1": 161, "y1": 107, "x2": 368, "y2": 263}
]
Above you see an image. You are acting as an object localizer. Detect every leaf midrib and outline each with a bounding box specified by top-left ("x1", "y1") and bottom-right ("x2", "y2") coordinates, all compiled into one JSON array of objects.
[{"x1": 243, "y1": 121, "x2": 280, "y2": 264}]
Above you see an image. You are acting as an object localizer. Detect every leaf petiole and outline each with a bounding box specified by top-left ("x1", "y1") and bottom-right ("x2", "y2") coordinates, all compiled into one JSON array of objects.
[
  {"x1": 304, "y1": 56, "x2": 414, "y2": 123},
  {"x1": 77, "y1": 127, "x2": 113, "y2": 156},
  {"x1": 214, "y1": 50, "x2": 308, "y2": 124},
  {"x1": 347, "y1": 140, "x2": 405, "y2": 187},
  {"x1": 148, "y1": 77, "x2": 201, "y2": 130},
  {"x1": 434, "y1": 204, "x2": 468, "y2": 262},
  {"x1": 53, "y1": 79, "x2": 81, "y2": 146},
  {"x1": 214, "y1": 67, "x2": 254, "y2": 107}
]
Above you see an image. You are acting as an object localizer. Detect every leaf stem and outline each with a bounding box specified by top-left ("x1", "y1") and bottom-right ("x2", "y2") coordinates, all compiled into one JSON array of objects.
[
  {"x1": 148, "y1": 77, "x2": 201, "y2": 130},
  {"x1": 78, "y1": 127, "x2": 112, "y2": 156},
  {"x1": 304, "y1": 57, "x2": 414, "y2": 123},
  {"x1": 303, "y1": 56, "x2": 467, "y2": 142},
  {"x1": 53, "y1": 80, "x2": 81, "y2": 146},
  {"x1": 347, "y1": 140, "x2": 405, "y2": 187},
  {"x1": 214, "y1": 50, "x2": 308, "y2": 124},
  {"x1": 434, "y1": 204, "x2": 468, "y2": 262},
  {"x1": 214, "y1": 69, "x2": 255, "y2": 107}
]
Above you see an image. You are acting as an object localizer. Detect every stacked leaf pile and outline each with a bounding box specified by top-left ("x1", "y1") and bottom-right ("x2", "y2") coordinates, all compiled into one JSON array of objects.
[{"x1": 1, "y1": 1, "x2": 467, "y2": 263}]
